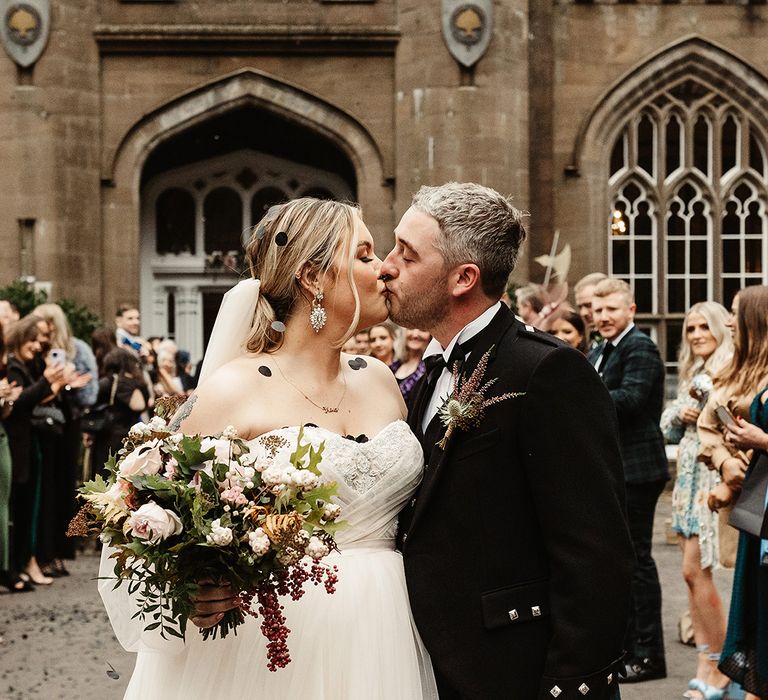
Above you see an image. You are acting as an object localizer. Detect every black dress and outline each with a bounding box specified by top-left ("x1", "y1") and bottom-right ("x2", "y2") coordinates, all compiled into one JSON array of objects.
[{"x1": 91, "y1": 374, "x2": 148, "y2": 477}]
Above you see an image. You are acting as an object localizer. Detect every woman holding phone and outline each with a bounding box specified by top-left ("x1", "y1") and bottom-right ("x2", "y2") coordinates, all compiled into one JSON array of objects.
[
  {"x1": 661, "y1": 301, "x2": 733, "y2": 699},
  {"x1": 697, "y1": 285, "x2": 768, "y2": 700}
]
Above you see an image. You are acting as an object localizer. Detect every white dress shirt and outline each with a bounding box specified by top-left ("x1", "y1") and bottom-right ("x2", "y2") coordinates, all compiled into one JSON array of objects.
[{"x1": 421, "y1": 302, "x2": 502, "y2": 432}]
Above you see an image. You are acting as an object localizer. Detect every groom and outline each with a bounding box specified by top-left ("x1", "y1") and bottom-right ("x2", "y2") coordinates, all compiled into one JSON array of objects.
[{"x1": 380, "y1": 183, "x2": 634, "y2": 700}]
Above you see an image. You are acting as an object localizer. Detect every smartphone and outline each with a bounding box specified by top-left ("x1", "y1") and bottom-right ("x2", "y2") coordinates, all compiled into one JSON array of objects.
[
  {"x1": 715, "y1": 405, "x2": 737, "y2": 430},
  {"x1": 47, "y1": 349, "x2": 66, "y2": 367}
]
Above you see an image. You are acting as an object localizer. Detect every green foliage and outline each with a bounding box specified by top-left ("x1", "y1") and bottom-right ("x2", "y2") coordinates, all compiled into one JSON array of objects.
[
  {"x1": 0, "y1": 279, "x2": 101, "y2": 341},
  {"x1": 0, "y1": 279, "x2": 48, "y2": 316},
  {"x1": 57, "y1": 297, "x2": 101, "y2": 342}
]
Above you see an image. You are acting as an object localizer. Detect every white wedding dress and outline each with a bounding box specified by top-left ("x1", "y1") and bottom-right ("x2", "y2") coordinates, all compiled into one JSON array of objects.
[{"x1": 99, "y1": 420, "x2": 437, "y2": 699}]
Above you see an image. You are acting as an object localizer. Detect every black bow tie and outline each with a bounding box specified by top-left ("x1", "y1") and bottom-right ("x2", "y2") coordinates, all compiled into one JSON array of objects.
[{"x1": 424, "y1": 334, "x2": 482, "y2": 381}]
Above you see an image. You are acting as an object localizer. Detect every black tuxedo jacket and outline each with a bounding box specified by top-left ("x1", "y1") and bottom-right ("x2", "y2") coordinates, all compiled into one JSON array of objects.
[
  {"x1": 587, "y1": 326, "x2": 668, "y2": 485},
  {"x1": 399, "y1": 306, "x2": 633, "y2": 700}
]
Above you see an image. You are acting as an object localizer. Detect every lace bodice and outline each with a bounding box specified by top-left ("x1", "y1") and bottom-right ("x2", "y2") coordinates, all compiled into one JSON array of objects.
[{"x1": 245, "y1": 420, "x2": 424, "y2": 546}]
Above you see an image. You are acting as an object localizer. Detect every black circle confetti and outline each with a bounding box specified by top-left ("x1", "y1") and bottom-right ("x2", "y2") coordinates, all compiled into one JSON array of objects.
[
  {"x1": 275, "y1": 231, "x2": 288, "y2": 246},
  {"x1": 348, "y1": 357, "x2": 368, "y2": 370},
  {"x1": 258, "y1": 365, "x2": 273, "y2": 377},
  {"x1": 271, "y1": 321, "x2": 286, "y2": 333}
]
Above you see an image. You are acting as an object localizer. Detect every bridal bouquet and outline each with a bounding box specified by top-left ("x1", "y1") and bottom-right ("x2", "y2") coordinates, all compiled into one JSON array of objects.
[{"x1": 69, "y1": 411, "x2": 342, "y2": 670}]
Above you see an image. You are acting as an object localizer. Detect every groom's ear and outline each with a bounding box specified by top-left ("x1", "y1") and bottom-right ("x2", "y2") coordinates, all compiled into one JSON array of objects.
[{"x1": 450, "y1": 263, "x2": 482, "y2": 298}]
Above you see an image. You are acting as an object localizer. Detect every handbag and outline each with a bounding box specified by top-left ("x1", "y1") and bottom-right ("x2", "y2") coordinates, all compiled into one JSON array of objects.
[
  {"x1": 728, "y1": 452, "x2": 768, "y2": 539},
  {"x1": 81, "y1": 375, "x2": 118, "y2": 435},
  {"x1": 31, "y1": 403, "x2": 66, "y2": 436}
]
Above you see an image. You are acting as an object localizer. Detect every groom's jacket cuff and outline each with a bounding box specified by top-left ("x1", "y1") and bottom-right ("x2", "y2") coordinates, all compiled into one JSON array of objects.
[{"x1": 537, "y1": 657, "x2": 624, "y2": 699}]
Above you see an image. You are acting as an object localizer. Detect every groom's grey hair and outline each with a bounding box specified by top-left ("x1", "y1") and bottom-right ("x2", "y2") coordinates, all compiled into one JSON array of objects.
[{"x1": 411, "y1": 182, "x2": 527, "y2": 298}]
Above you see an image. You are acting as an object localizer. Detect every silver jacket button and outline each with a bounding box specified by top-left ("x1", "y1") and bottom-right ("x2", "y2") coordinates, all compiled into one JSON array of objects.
[
  {"x1": 579, "y1": 683, "x2": 590, "y2": 694},
  {"x1": 508, "y1": 609, "x2": 519, "y2": 621}
]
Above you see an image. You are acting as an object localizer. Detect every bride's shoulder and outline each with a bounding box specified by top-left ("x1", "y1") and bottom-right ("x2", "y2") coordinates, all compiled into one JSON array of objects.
[
  {"x1": 343, "y1": 353, "x2": 405, "y2": 412},
  {"x1": 174, "y1": 355, "x2": 273, "y2": 434}
]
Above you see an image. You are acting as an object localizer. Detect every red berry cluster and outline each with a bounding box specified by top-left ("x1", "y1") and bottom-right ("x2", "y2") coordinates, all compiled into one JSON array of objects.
[
  {"x1": 231, "y1": 561, "x2": 339, "y2": 671},
  {"x1": 257, "y1": 582, "x2": 291, "y2": 672},
  {"x1": 309, "y1": 561, "x2": 339, "y2": 594}
]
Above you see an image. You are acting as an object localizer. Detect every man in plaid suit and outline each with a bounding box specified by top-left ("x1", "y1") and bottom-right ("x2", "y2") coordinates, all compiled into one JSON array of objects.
[{"x1": 588, "y1": 278, "x2": 669, "y2": 684}]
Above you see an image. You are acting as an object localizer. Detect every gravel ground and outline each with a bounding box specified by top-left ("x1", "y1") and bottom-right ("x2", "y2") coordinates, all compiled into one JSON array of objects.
[{"x1": 0, "y1": 491, "x2": 738, "y2": 700}]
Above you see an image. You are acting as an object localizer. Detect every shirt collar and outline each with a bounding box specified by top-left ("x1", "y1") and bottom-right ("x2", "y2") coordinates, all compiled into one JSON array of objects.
[
  {"x1": 610, "y1": 322, "x2": 635, "y2": 347},
  {"x1": 422, "y1": 302, "x2": 502, "y2": 362}
]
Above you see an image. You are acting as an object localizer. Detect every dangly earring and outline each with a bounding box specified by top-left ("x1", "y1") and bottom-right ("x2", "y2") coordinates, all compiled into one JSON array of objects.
[{"x1": 309, "y1": 290, "x2": 327, "y2": 332}]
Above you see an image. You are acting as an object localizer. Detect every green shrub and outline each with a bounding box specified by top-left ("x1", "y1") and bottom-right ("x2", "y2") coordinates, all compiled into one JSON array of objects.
[{"x1": 0, "y1": 279, "x2": 101, "y2": 341}]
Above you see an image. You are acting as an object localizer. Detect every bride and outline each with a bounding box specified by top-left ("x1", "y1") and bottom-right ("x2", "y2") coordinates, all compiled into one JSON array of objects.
[{"x1": 99, "y1": 198, "x2": 437, "y2": 699}]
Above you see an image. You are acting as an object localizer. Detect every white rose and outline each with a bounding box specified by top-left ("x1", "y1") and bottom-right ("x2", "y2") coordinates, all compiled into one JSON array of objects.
[
  {"x1": 199, "y1": 437, "x2": 233, "y2": 467},
  {"x1": 305, "y1": 536, "x2": 330, "y2": 560},
  {"x1": 206, "y1": 519, "x2": 233, "y2": 546},
  {"x1": 118, "y1": 440, "x2": 164, "y2": 478},
  {"x1": 128, "y1": 502, "x2": 183, "y2": 544},
  {"x1": 248, "y1": 528, "x2": 271, "y2": 557},
  {"x1": 148, "y1": 416, "x2": 167, "y2": 432}
]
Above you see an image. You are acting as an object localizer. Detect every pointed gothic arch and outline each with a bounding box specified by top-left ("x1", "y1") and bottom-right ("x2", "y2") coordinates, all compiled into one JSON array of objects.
[
  {"x1": 100, "y1": 68, "x2": 390, "y2": 326},
  {"x1": 572, "y1": 36, "x2": 768, "y2": 173},
  {"x1": 570, "y1": 36, "x2": 768, "y2": 365}
]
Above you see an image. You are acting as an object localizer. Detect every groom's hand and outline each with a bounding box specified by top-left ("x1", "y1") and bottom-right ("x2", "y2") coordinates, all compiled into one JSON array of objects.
[{"x1": 190, "y1": 579, "x2": 237, "y2": 629}]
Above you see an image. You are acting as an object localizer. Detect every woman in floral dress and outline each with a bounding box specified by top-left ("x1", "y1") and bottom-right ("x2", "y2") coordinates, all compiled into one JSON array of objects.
[{"x1": 661, "y1": 301, "x2": 733, "y2": 698}]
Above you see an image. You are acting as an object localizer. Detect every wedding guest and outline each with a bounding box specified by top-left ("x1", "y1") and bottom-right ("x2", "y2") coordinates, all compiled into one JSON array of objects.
[
  {"x1": 575, "y1": 272, "x2": 608, "y2": 348},
  {"x1": 661, "y1": 301, "x2": 733, "y2": 698},
  {"x1": 353, "y1": 330, "x2": 371, "y2": 355},
  {"x1": 91, "y1": 327, "x2": 117, "y2": 376},
  {"x1": 368, "y1": 322, "x2": 398, "y2": 366},
  {"x1": 115, "y1": 304, "x2": 151, "y2": 359},
  {"x1": 549, "y1": 307, "x2": 588, "y2": 354},
  {"x1": 0, "y1": 300, "x2": 20, "y2": 328},
  {"x1": 0, "y1": 321, "x2": 27, "y2": 592},
  {"x1": 589, "y1": 277, "x2": 669, "y2": 683},
  {"x1": 91, "y1": 348, "x2": 149, "y2": 479},
  {"x1": 390, "y1": 328, "x2": 430, "y2": 404},
  {"x1": 514, "y1": 284, "x2": 544, "y2": 326},
  {"x1": 697, "y1": 285, "x2": 768, "y2": 700},
  {"x1": 32, "y1": 303, "x2": 96, "y2": 577},
  {"x1": 153, "y1": 349, "x2": 186, "y2": 397},
  {"x1": 4, "y1": 315, "x2": 68, "y2": 586},
  {"x1": 177, "y1": 350, "x2": 196, "y2": 392},
  {"x1": 341, "y1": 336, "x2": 358, "y2": 354}
]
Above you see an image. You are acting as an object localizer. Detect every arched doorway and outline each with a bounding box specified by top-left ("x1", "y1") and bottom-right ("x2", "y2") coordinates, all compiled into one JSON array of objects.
[{"x1": 139, "y1": 105, "x2": 356, "y2": 363}]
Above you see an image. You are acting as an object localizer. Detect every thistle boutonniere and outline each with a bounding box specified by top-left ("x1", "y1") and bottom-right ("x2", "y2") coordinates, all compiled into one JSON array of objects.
[{"x1": 436, "y1": 346, "x2": 524, "y2": 449}]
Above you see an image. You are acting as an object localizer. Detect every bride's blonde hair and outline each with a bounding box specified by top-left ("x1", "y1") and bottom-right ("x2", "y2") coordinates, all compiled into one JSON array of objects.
[{"x1": 244, "y1": 197, "x2": 362, "y2": 354}]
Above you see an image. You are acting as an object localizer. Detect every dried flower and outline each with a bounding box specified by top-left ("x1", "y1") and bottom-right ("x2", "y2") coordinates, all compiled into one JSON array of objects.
[{"x1": 437, "y1": 346, "x2": 524, "y2": 449}]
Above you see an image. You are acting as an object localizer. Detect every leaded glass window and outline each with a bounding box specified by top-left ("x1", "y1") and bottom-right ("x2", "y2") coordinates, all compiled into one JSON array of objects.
[{"x1": 607, "y1": 79, "x2": 768, "y2": 365}]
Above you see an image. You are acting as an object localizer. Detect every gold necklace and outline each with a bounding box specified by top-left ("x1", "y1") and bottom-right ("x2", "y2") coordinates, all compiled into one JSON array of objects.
[{"x1": 272, "y1": 357, "x2": 347, "y2": 414}]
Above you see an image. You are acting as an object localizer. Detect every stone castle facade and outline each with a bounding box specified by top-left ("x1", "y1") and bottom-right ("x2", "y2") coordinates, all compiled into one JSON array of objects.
[{"x1": 1, "y1": 0, "x2": 766, "y2": 362}]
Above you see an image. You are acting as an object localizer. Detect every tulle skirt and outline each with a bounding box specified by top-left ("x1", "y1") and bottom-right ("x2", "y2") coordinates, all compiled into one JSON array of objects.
[{"x1": 122, "y1": 543, "x2": 437, "y2": 699}]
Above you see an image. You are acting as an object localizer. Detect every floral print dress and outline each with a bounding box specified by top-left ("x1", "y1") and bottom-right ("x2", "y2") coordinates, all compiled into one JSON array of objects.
[{"x1": 661, "y1": 373, "x2": 720, "y2": 568}]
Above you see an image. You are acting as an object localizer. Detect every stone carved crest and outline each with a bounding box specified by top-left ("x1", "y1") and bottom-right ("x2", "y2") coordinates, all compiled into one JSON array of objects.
[
  {"x1": 0, "y1": 0, "x2": 50, "y2": 67},
  {"x1": 441, "y1": 0, "x2": 493, "y2": 68}
]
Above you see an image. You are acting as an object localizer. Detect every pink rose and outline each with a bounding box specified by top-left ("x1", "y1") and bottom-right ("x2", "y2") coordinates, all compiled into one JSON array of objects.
[
  {"x1": 220, "y1": 485, "x2": 248, "y2": 506},
  {"x1": 127, "y1": 502, "x2": 183, "y2": 544},
  {"x1": 119, "y1": 440, "x2": 164, "y2": 478}
]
